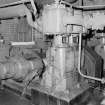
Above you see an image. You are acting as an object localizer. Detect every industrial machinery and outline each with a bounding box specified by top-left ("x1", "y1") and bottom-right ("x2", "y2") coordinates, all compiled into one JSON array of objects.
[{"x1": 0, "y1": 0, "x2": 105, "y2": 105}]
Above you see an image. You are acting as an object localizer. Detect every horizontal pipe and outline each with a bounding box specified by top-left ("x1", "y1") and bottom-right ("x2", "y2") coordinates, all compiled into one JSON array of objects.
[
  {"x1": 11, "y1": 41, "x2": 35, "y2": 46},
  {"x1": 75, "y1": 5, "x2": 105, "y2": 10},
  {"x1": 64, "y1": 16, "x2": 83, "y2": 26}
]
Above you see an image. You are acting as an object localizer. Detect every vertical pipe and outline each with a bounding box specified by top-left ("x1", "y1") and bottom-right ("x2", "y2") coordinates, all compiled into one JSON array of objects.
[
  {"x1": 77, "y1": 33, "x2": 104, "y2": 83},
  {"x1": 29, "y1": 0, "x2": 37, "y2": 15},
  {"x1": 79, "y1": 0, "x2": 83, "y2": 6},
  {"x1": 53, "y1": 35, "x2": 65, "y2": 77}
]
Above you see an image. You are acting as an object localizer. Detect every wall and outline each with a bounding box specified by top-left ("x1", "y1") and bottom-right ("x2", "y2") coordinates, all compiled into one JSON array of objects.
[
  {"x1": 0, "y1": 0, "x2": 19, "y2": 5},
  {"x1": 83, "y1": 0, "x2": 105, "y2": 6}
]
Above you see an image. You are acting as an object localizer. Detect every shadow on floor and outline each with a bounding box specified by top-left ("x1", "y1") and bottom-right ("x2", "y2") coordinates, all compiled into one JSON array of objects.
[{"x1": 0, "y1": 89, "x2": 32, "y2": 105}]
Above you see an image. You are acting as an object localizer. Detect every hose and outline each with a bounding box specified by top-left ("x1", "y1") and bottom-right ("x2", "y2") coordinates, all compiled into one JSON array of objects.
[{"x1": 21, "y1": 70, "x2": 39, "y2": 96}]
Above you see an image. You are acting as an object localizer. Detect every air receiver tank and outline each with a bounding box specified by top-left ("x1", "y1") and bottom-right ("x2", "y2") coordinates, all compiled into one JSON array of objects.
[{"x1": 42, "y1": 2, "x2": 83, "y2": 34}]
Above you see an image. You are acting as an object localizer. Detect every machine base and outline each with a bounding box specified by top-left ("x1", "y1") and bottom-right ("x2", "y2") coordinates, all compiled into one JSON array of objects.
[
  {"x1": 31, "y1": 83, "x2": 91, "y2": 105},
  {"x1": 1, "y1": 79, "x2": 94, "y2": 105}
]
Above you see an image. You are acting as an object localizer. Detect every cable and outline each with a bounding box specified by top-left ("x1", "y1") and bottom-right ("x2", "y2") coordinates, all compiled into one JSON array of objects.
[{"x1": 21, "y1": 71, "x2": 39, "y2": 96}]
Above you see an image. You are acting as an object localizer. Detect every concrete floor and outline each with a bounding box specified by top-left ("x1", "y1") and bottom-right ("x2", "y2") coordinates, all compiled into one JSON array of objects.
[{"x1": 0, "y1": 89, "x2": 32, "y2": 105}]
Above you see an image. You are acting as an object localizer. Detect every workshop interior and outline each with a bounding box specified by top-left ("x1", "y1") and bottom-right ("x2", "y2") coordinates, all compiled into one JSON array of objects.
[{"x1": 1, "y1": 0, "x2": 105, "y2": 105}]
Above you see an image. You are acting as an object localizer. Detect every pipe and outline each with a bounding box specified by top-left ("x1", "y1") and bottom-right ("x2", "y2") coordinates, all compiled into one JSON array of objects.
[
  {"x1": 79, "y1": 0, "x2": 83, "y2": 6},
  {"x1": 29, "y1": 0, "x2": 37, "y2": 15},
  {"x1": 75, "y1": 5, "x2": 105, "y2": 10},
  {"x1": 61, "y1": 0, "x2": 78, "y2": 4},
  {"x1": 77, "y1": 33, "x2": 105, "y2": 83},
  {"x1": 11, "y1": 41, "x2": 35, "y2": 46},
  {"x1": 24, "y1": 5, "x2": 42, "y2": 32},
  {"x1": 64, "y1": 16, "x2": 83, "y2": 26},
  {"x1": 60, "y1": 0, "x2": 72, "y2": 6}
]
